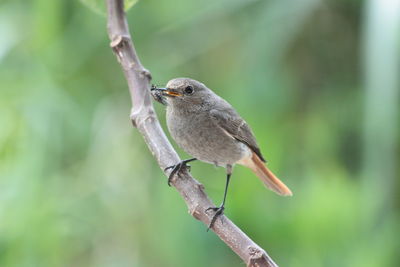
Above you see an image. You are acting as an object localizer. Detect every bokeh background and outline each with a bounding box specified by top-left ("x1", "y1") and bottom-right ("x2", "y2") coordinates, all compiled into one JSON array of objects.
[{"x1": 0, "y1": 0, "x2": 399, "y2": 266}]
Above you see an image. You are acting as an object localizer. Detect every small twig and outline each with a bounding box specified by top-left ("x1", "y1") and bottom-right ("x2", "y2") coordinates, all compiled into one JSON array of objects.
[{"x1": 105, "y1": 1, "x2": 278, "y2": 266}]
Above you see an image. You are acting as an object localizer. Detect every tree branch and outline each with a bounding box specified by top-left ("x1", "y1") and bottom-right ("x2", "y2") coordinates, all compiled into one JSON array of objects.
[{"x1": 105, "y1": 1, "x2": 278, "y2": 266}]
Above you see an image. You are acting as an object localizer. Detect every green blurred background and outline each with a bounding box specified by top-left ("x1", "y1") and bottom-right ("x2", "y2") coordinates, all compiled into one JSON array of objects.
[{"x1": 0, "y1": 0, "x2": 399, "y2": 266}]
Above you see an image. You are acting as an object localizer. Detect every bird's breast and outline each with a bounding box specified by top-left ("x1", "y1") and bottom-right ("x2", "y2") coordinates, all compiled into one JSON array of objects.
[{"x1": 166, "y1": 109, "x2": 250, "y2": 166}]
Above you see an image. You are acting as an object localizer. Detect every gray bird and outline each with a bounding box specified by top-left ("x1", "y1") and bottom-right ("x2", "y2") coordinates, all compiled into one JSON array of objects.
[{"x1": 151, "y1": 78, "x2": 292, "y2": 229}]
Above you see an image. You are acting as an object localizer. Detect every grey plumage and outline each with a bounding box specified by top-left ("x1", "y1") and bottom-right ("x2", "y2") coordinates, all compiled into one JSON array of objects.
[{"x1": 151, "y1": 77, "x2": 292, "y2": 198}]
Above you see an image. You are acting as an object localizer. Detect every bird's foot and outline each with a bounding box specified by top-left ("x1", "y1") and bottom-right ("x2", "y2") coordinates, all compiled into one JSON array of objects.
[
  {"x1": 205, "y1": 205, "x2": 225, "y2": 231},
  {"x1": 164, "y1": 158, "x2": 196, "y2": 186}
]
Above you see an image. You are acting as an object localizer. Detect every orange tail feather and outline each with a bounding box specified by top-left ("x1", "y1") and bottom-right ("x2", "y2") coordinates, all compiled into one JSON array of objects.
[{"x1": 238, "y1": 152, "x2": 293, "y2": 196}]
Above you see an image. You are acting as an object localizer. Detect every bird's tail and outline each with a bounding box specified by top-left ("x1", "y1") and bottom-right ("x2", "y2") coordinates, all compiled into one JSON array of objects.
[{"x1": 238, "y1": 152, "x2": 293, "y2": 196}]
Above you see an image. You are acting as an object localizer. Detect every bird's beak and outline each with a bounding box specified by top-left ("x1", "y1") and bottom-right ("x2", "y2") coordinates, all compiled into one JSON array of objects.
[{"x1": 151, "y1": 87, "x2": 182, "y2": 97}]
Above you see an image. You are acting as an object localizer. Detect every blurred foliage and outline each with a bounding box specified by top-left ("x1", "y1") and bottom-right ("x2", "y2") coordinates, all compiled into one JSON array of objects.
[
  {"x1": 0, "y1": 0, "x2": 399, "y2": 266},
  {"x1": 80, "y1": 0, "x2": 138, "y2": 15}
]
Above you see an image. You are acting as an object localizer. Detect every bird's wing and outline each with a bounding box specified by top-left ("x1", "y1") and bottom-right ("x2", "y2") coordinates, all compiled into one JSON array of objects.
[{"x1": 210, "y1": 108, "x2": 266, "y2": 162}]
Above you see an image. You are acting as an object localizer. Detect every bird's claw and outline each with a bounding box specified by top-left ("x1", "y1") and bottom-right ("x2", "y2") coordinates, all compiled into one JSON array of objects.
[
  {"x1": 206, "y1": 205, "x2": 225, "y2": 231},
  {"x1": 165, "y1": 162, "x2": 185, "y2": 186},
  {"x1": 165, "y1": 159, "x2": 196, "y2": 186},
  {"x1": 164, "y1": 164, "x2": 191, "y2": 172}
]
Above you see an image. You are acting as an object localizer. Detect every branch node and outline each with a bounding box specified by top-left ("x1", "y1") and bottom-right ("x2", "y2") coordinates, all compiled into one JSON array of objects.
[
  {"x1": 247, "y1": 247, "x2": 276, "y2": 267},
  {"x1": 110, "y1": 34, "x2": 130, "y2": 48},
  {"x1": 130, "y1": 108, "x2": 157, "y2": 128},
  {"x1": 110, "y1": 35, "x2": 132, "y2": 63},
  {"x1": 141, "y1": 68, "x2": 152, "y2": 81},
  {"x1": 189, "y1": 204, "x2": 202, "y2": 220}
]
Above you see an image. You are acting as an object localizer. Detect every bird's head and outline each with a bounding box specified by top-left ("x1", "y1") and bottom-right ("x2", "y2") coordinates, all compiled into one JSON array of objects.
[{"x1": 151, "y1": 78, "x2": 213, "y2": 110}]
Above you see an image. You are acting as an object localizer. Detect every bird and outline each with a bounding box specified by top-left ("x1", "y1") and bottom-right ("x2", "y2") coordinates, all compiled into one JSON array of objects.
[{"x1": 151, "y1": 78, "x2": 292, "y2": 229}]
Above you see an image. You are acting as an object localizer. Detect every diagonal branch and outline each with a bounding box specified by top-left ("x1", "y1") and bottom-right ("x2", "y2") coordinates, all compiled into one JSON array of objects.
[{"x1": 105, "y1": 1, "x2": 278, "y2": 266}]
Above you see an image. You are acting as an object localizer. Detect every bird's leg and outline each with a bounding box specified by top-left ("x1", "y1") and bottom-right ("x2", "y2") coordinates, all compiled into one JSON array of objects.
[
  {"x1": 164, "y1": 158, "x2": 197, "y2": 186},
  {"x1": 206, "y1": 165, "x2": 232, "y2": 231}
]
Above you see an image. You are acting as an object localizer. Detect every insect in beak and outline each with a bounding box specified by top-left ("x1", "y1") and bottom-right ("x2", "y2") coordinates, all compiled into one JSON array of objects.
[{"x1": 151, "y1": 87, "x2": 182, "y2": 97}]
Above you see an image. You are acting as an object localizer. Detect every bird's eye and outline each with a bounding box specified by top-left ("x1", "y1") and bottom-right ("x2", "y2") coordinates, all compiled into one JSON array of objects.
[{"x1": 184, "y1": 86, "x2": 194, "y2": 95}]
